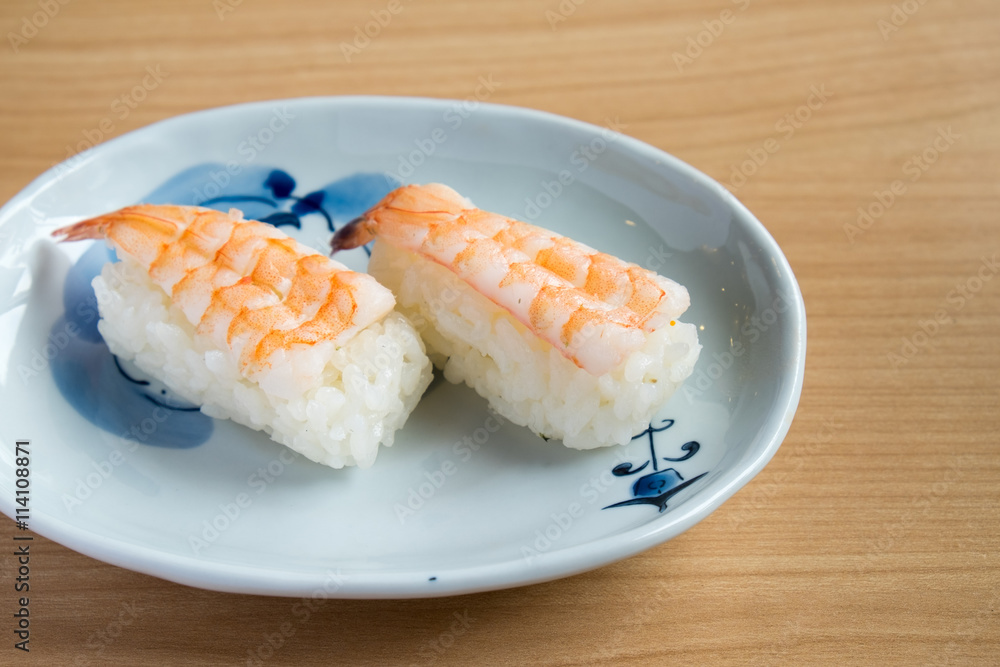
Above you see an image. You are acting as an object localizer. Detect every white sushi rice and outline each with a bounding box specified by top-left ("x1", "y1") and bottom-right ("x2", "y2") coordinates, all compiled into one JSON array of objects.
[
  {"x1": 368, "y1": 241, "x2": 702, "y2": 450},
  {"x1": 93, "y1": 256, "x2": 432, "y2": 468}
]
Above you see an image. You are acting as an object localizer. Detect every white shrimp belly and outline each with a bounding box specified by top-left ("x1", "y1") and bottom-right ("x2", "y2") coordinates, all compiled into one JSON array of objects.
[{"x1": 367, "y1": 241, "x2": 702, "y2": 449}]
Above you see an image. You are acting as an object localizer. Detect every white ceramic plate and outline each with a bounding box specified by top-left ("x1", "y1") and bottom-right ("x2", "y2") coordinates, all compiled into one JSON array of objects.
[{"x1": 0, "y1": 97, "x2": 805, "y2": 598}]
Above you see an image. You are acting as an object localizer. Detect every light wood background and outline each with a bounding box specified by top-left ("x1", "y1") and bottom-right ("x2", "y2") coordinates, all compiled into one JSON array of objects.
[{"x1": 1, "y1": 0, "x2": 998, "y2": 664}]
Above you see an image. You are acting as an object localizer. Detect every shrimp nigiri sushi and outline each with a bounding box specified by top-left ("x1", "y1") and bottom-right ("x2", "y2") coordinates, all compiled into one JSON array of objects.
[
  {"x1": 53, "y1": 205, "x2": 432, "y2": 468},
  {"x1": 332, "y1": 184, "x2": 701, "y2": 449}
]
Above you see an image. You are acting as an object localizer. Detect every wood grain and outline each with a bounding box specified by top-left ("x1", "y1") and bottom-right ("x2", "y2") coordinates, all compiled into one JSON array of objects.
[{"x1": 1, "y1": 0, "x2": 998, "y2": 664}]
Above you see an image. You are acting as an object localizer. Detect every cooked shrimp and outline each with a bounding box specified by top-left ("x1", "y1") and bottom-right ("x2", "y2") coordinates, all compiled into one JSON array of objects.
[
  {"x1": 331, "y1": 184, "x2": 690, "y2": 376},
  {"x1": 53, "y1": 205, "x2": 396, "y2": 376}
]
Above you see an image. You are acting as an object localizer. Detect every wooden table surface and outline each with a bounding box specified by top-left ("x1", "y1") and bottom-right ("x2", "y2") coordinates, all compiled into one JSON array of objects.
[{"x1": 1, "y1": 0, "x2": 998, "y2": 664}]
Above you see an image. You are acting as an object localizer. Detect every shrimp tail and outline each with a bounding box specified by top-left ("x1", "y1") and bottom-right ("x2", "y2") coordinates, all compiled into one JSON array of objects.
[
  {"x1": 330, "y1": 216, "x2": 375, "y2": 253},
  {"x1": 51, "y1": 206, "x2": 181, "y2": 244},
  {"x1": 51, "y1": 217, "x2": 111, "y2": 242}
]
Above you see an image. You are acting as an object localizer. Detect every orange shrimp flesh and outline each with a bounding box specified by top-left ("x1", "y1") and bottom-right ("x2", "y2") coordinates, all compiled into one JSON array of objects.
[
  {"x1": 332, "y1": 184, "x2": 690, "y2": 376},
  {"x1": 53, "y1": 205, "x2": 395, "y2": 377}
]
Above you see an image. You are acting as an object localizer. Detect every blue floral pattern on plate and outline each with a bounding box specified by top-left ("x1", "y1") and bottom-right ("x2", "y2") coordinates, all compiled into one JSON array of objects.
[
  {"x1": 603, "y1": 419, "x2": 707, "y2": 513},
  {"x1": 49, "y1": 163, "x2": 711, "y2": 511},
  {"x1": 50, "y1": 166, "x2": 399, "y2": 448}
]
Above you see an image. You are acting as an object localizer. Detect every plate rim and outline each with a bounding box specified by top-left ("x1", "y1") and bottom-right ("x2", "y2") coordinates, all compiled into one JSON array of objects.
[{"x1": 0, "y1": 95, "x2": 807, "y2": 598}]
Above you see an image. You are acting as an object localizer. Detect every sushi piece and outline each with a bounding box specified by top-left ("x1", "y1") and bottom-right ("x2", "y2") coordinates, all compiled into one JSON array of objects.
[
  {"x1": 331, "y1": 183, "x2": 701, "y2": 449},
  {"x1": 53, "y1": 205, "x2": 432, "y2": 468}
]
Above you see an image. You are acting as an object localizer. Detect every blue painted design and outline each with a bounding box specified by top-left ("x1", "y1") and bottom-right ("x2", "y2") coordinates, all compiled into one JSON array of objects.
[
  {"x1": 259, "y1": 211, "x2": 302, "y2": 228},
  {"x1": 603, "y1": 419, "x2": 708, "y2": 513},
  {"x1": 52, "y1": 166, "x2": 400, "y2": 448},
  {"x1": 62, "y1": 242, "x2": 116, "y2": 344},
  {"x1": 308, "y1": 172, "x2": 400, "y2": 222},
  {"x1": 291, "y1": 190, "x2": 324, "y2": 217},
  {"x1": 112, "y1": 356, "x2": 201, "y2": 412},
  {"x1": 264, "y1": 169, "x2": 296, "y2": 198},
  {"x1": 141, "y1": 164, "x2": 399, "y2": 249},
  {"x1": 49, "y1": 321, "x2": 212, "y2": 448},
  {"x1": 50, "y1": 243, "x2": 213, "y2": 447}
]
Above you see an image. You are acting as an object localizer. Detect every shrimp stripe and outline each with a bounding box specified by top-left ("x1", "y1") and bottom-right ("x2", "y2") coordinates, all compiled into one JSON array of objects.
[
  {"x1": 52, "y1": 205, "x2": 395, "y2": 377},
  {"x1": 334, "y1": 184, "x2": 691, "y2": 375}
]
